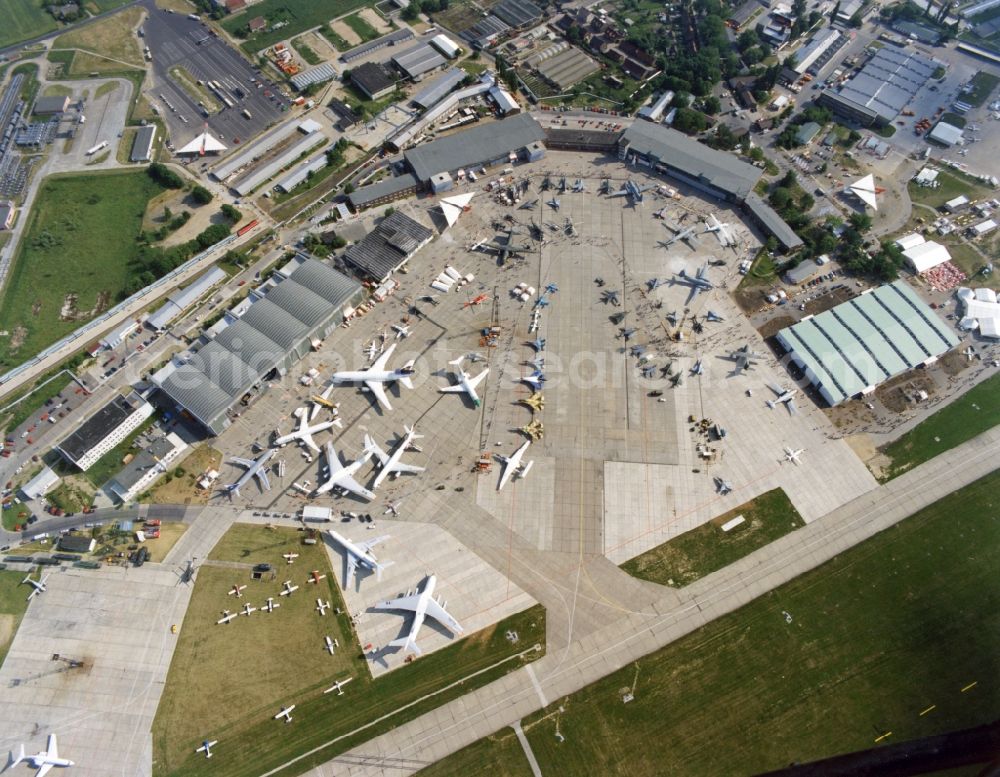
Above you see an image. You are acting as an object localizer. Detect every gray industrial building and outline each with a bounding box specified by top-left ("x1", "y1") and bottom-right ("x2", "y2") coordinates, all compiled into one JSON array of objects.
[
  {"x1": 618, "y1": 121, "x2": 762, "y2": 201},
  {"x1": 341, "y1": 28, "x2": 414, "y2": 63},
  {"x1": 130, "y1": 125, "x2": 156, "y2": 163},
  {"x1": 776, "y1": 280, "x2": 958, "y2": 405},
  {"x1": 230, "y1": 126, "x2": 326, "y2": 196},
  {"x1": 33, "y1": 95, "x2": 70, "y2": 115},
  {"x1": 56, "y1": 391, "x2": 154, "y2": 471},
  {"x1": 404, "y1": 113, "x2": 546, "y2": 186},
  {"x1": 817, "y1": 47, "x2": 938, "y2": 126},
  {"x1": 146, "y1": 267, "x2": 227, "y2": 331},
  {"x1": 392, "y1": 43, "x2": 447, "y2": 81},
  {"x1": 347, "y1": 172, "x2": 419, "y2": 210},
  {"x1": 492, "y1": 0, "x2": 543, "y2": 27},
  {"x1": 154, "y1": 256, "x2": 363, "y2": 435},
  {"x1": 351, "y1": 62, "x2": 397, "y2": 100},
  {"x1": 291, "y1": 63, "x2": 338, "y2": 91},
  {"x1": 411, "y1": 67, "x2": 466, "y2": 110},
  {"x1": 275, "y1": 154, "x2": 328, "y2": 192},
  {"x1": 343, "y1": 210, "x2": 433, "y2": 281},
  {"x1": 742, "y1": 194, "x2": 805, "y2": 253}
]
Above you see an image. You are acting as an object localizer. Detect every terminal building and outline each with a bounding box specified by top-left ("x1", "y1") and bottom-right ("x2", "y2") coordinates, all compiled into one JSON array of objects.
[
  {"x1": 153, "y1": 256, "x2": 363, "y2": 435},
  {"x1": 775, "y1": 280, "x2": 959, "y2": 405},
  {"x1": 56, "y1": 391, "x2": 154, "y2": 471}
]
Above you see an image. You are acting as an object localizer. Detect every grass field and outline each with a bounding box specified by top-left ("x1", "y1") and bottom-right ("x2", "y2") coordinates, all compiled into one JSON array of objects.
[
  {"x1": 879, "y1": 372, "x2": 1000, "y2": 480},
  {"x1": 292, "y1": 36, "x2": 322, "y2": 65},
  {"x1": 621, "y1": 489, "x2": 805, "y2": 587},
  {"x1": 145, "y1": 446, "x2": 222, "y2": 504},
  {"x1": 0, "y1": 0, "x2": 58, "y2": 51},
  {"x1": 343, "y1": 12, "x2": 380, "y2": 43},
  {"x1": 0, "y1": 170, "x2": 166, "y2": 367},
  {"x1": 908, "y1": 169, "x2": 992, "y2": 209},
  {"x1": 222, "y1": 0, "x2": 373, "y2": 54},
  {"x1": 964, "y1": 70, "x2": 1000, "y2": 107},
  {"x1": 0, "y1": 570, "x2": 32, "y2": 666},
  {"x1": 52, "y1": 6, "x2": 144, "y2": 68},
  {"x1": 431, "y1": 471, "x2": 1000, "y2": 776},
  {"x1": 154, "y1": 524, "x2": 545, "y2": 777}
]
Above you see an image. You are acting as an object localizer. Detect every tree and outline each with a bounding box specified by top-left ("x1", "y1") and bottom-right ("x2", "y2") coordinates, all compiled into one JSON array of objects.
[
  {"x1": 673, "y1": 107, "x2": 708, "y2": 134},
  {"x1": 702, "y1": 95, "x2": 721, "y2": 115},
  {"x1": 220, "y1": 204, "x2": 242, "y2": 223},
  {"x1": 191, "y1": 185, "x2": 213, "y2": 205},
  {"x1": 196, "y1": 223, "x2": 230, "y2": 249},
  {"x1": 849, "y1": 212, "x2": 872, "y2": 232},
  {"x1": 344, "y1": 182, "x2": 355, "y2": 195},
  {"x1": 401, "y1": 1, "x2": 420, "y2": 21},
  {"x1": 148, "y1": 162, "x2": 183, "y2": 189},
  {"x1": 769, "y1": 187, "x2": 793, "y2": 211}
]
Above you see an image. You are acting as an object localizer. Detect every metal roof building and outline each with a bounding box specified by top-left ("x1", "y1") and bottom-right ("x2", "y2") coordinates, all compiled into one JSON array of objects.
[
  {"x1": 619, "y1": 121, "x2": 763, "y2": 201},
  {"x1": 343, "y1": 210, "x2": 434, "y2": 281},
  {"x1": 154, "y1": 257, "x2": 362, "y2": 435},
  {"x1": 56, "y1": 391, "x2": 154, "y2": 471},
  {"x1": 742, "y1": 193, "x2": 805, "y2": 253},
  {"x1": 461, "y1": 15, "x2": 510, "y2": 49},
  {"x1": 351, "y1": 62, "x2": 396, "y2": 100},
  {"x1": 231, "y1": 129, "x2": 327, "y2": 196},
  {"x1": 392, "y1": 43, "x2": 447, "y2": 80},
  {"x1": 776, "y1": 281, "x2": 959, "y2": 405},
  {"x1": 404, "y1": 114, "x2": 546, "y2": 183},
  {"x1": 275, "y1": 154, "x2": 328, "y2": 192},
  {"x1": 792, "y1": 28, "x2": 842, "y2": 74},
  {"x1": 341, "y1": 28, "x2": 414, "y2": 63},
  {"x1": 492, "y1": 0, "x2": 542, "y2": 27},
  {"x1": 489, "y1": 84, "x2": 519, "y2": 114},
  {"x1": 20, "y1": 465, "x2": 59, "y2": 501},
  {"x1": 147, "y1": 267, "x2": 227, "y2": 331},
  {"x1": 347, "y1": 172, "x2": 419, "y2": 210},
  {"x1": 411, "y1": 67, "x2": 466, "y2": 110},
  {"x1": 535, "y1": 46, "x2": 599, "y2": 90},
  {"x1": 819, "y1": 47, "x2": 938, "y2": 126},
  {"x1": 430, "y1": 34, "x2": 461, "y2": 59},
  {"x1": 212, "y1": 122, "x2": 306, "y2": 181},
  {"x1": 291, "y1": 63, "x2": 338, "y2": 91},
  {"x1": 130, "y1": 125, "x2": 156, "y2": 163}
]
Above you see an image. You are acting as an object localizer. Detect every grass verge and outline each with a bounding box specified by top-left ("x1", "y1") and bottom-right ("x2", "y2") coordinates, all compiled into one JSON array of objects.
[
  {"x1": 418, "y1": 727, "x2": 534, "y2": 777},
  {"x1": 878, "y1": 372, "x2": 1000, "y2": 480},
  {"x1": 0, "y1": 169, "x2": 167, "y2": 367},
  {"x1": 908, "y1": 169, "x2": 991, "y2": 209},
  {"x1": 51, "y1": 6, "x2": 144, "y2": 67},
  {"x1": 0, "y1": 570, "x2": 32, "y2": 666},
  {"x1": 433, "y1": 470, "x2": 1000, "y2": 776},
  {"x1": 168, "y1": 64, "x2": 220, "y2": 113},
  {"x1": 621, "y1": 488, "x2": 805, "y2": 587},
  {"x1": 154, "y1": 525, "x2": 545, "y2": 777},
  {"x1": 964, "y1": 70, "x2": 1000, "y2": 107},
  {"x1": 292, "y1": 37, "x2": 322, "y2": 66}
]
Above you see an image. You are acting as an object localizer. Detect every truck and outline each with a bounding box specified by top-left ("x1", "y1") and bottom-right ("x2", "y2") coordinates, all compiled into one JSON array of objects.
[
  {"x1": 242, "y1": 109, "x2": 252, "y2": 119},
  {"x1": 85, "y1": 140, "x2": 108, "y2": 156},
  {"x1": 770, "y1": 94, "x2": 789, "y2": 111}
]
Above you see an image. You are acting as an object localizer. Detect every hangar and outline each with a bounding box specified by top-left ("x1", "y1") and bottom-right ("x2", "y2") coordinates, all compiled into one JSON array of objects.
[
  {"x1": 153, "y1": 256, "x2": 363, "y2": 435},
  {"x1": 775, "y1": 281, "x2": 959, "y2": 405},
  {"x1": 343, "y1": 210, "x2": 434, "y2": 282}
]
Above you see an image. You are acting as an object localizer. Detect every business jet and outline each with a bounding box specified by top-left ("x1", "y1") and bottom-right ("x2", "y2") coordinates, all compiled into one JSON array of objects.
[
  {"x1": 438, "y1": 366, "x2": 489, "y2": 407},
  {"x1": 10, "y1": 734, "x2": 74, "y2": 776},
  {"x1": 496, "y1": 441, "x2": 533, "y2": 491}
]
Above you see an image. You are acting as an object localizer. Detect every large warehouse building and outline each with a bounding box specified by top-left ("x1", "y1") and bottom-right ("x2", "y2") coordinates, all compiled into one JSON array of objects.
[
  {"x1": 56, "y1": 391, "x2": 154, "y2": 471},
  {"x1": 776, "y1": 281, "x2": 959, "y2": 405},
  {"x1": 343, "y1": 210, "x2": 434, "y2": 281},
  {"x1": 153, "y1": 256, "x2": 363, "y2": 435}
]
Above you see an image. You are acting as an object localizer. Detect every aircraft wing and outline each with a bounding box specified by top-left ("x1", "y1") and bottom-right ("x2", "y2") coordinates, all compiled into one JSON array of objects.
[
  {"x1": 767, "y1": 383, "x2": 785, "y2": 396},
  {"x1": 370, "y1": 342, "x2": 397, "y2": 372},
  {"x1": 359, "y1": 535, "x2": 390, "y2": 554},
  {"x1": 787, "y1": 399, "x2": 799, "y2": 415},
  {"x1": 365, "y1": 381, "x2": 392, "y2": 411},
  {"x1": 608, "y1": 188, "x2": 628, "y2": 198},
  {"x1": 37, "y1": 765, "x2": 54, "y2": 777},
  {"x1": 48, "y1": 733, "x2": 58, "y2": 759},
  {"x1": 254, "y1": 467, "x2": 271, "y2": 492},
  {"x1": 335, "y1": 473, "x2": 375, "y2": 501},
  {"x1": 364, "y1": 435, "x2": 390, "y2": 466},
  {"x1": 424, "y1": 598, "x2": 464, "y2": 634},
  {"x1": 386, "y1": 461, "x2": 424, "y2": 475},
  {"x1": 230, "y1": 457, "x2": 256, "y2": 469},
  {"x1": 345, "y1": 554, "x2": 358, "y2": 586},
  {"x1": 373, "y1": 593, "x2": 421, "y2": 612},
  {"x1": 439, "y1": 383, "x2": 466, "y2": 394}
]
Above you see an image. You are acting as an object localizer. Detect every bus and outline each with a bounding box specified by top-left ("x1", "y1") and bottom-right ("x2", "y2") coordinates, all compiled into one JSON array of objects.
[{"x1": 242, "y1": 109, "x2": 252, "y2": 119}]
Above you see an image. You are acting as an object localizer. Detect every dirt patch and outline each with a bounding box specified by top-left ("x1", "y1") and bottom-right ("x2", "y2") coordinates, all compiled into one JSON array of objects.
[
  {"x1": 802, "y1": 285, "x2": 854, "y2": 316},
  {"x1": 10, "y1": 326, "x2": 27, "y2": 351},
  {"x1": 938, "y1": 348, "x2": 972, "y2": 377},
  {"x1": 330, "y1": 20, "x2": 361, "y2": 46},
  {"x1": 874, "y1": 371, "x2": 937, "y2": 413},
  {"x1": 31, "y1": 301, "x2": 42, "y2": 317},
  {"x1": 357, "y1": 7, "x2": 391, "y2": 33},
  {"x1": 92, "y1": 290, "x2": 111, "y2": 316},
  {"x1": 301, "y1": 30, "x2": 334, "y2": 60},
  {"x1": 60, "y1": 293, "x2": 79, "y2": 320},
  {"x1": 756, "y1": 314, "x2": 796, "y2": 340},
  {"x1": 147, "y1": 446, "x2": 223, "y2": 505}
]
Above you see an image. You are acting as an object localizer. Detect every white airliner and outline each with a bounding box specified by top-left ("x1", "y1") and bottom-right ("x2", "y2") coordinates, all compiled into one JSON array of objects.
[
  {"x1": 273, "y1": 410, "x2": 338, "y2": 453},
  {"x1": 783, "y1": 447, "x2": 805, "y2": 465},
  {"x1": 274, "y1": 705, "x2": 295, "y2": 723},
  {"x1": 195, "y1": 739, "x2": 218, "y2": 759},
  {"x1": 766, "y1": 383, "x2": 799, "y2": 414},
  {"x1": 314, "y1": 441, "x2": 375, "y2": 501},
  {"x1": 10, "y1": 734, "x2": 74, "y2": 776},
  {"x1": 330, "y1": 342, "x2": 416, "y2": 411},
  {"x1": 225, "y1": 449, "x2": 275, "y2": 498},
  {"x1": 22, "y1": 573, "x2": 50, "y2": 601},
  {"x1": 323, "y1": 677, "x2": 353, "y2": 695},
  {"x1": 496, "y1": 441, "x2": 533, "y2": 491},
  {"x1": 365, "y1": 426, "x2": 425, "y2": 490},
  {"x1": 374, "y1": 575, "x2": 463, "y2": 655},
  {"x1": 438, "y1": 367, "x2": 489, "y2": 407},
  {"x1": 328, "y1": 530, "x2": 392, "y2": 588}
]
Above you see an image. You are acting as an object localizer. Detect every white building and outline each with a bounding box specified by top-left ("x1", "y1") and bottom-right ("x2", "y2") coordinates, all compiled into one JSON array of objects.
[
  {"x1": 107, "y1": 432, "x2": 188, "y2": 503},
  {"x1": 970, "y1": 219, "x2": 997, "y2": 237},
  {"x1": 902, "y1": 240, "x2": 951, "y2": 273},
  {"x1": 928, "y1": 121, "x2": 964, "y2": 146},
  {"x1": 20, "y1": 466, "x2": 59, "y2": 501},
  {"x1": 56, "y1": 391, "x2": 154, "y2": 471}
]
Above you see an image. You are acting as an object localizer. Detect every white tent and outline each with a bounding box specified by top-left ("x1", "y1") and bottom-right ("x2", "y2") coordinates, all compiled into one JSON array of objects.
[
  {"x1": 438, "y1": 192, "x2": 475, "y2": 228},
  {"x1": 177, "y1": 132, "x2": 228, "y2": 155},
  {"x1": 895, "y1": 233, "x2": 926, "y2": 251},
  {"x1": 903, "y1": 240, "x2": 951, "y2": 273},
  {"x1": 847, "y1": 173, "x2": 879, "y2": 210}
]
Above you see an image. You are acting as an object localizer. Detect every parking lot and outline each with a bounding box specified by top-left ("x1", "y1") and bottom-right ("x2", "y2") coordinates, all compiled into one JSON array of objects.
[{"x1": 139, "y1": 0, "x2": 287, "y2": 150}]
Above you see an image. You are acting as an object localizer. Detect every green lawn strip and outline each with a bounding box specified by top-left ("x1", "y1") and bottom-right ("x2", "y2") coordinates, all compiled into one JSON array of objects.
[
  {"x1": 292, "y1": 37, "x2": 322, "y2": 66},
  {"x1": 621, "y1": 488, "x2": 805, "y2": 587},
  {"x1": 0, "y1": 372, "x2": 74, "y2": 433},
  {"x1": 738, "y1": 248, "x2": 778, "y2": 288},
  {"x1": 879, "y1": 372, "x2": 1000, "y2": 480},
  {"x1": 907, "y1": 169, "x2": 991, "y2": 209},
  {"x1": 154, "y1": 526, "x2": 545, "y2": 777},
  {"x1": 495, "y1": 471, "x2": 1000, "y2": 777},
  {"x1": 964, "y1": 71, "x2": 1000, "y2": 108},
  {"x1": 0, "y1": 169, "x2": 166, "y2": 367},
  {"x1": 343, "y1": 13, "x2": 380, "y2": 43},
  {"x1": 168, "y1": 65, "x2": 220, "y2": 113},
  {"x1": 0, "y1": 570, "x2": 32, "y2": 665},
  {"x1": 417, "y1": 727, "x2": 535, "y2": 777}
]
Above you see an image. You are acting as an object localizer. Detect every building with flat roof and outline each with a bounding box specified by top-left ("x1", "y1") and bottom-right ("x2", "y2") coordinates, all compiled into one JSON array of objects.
[
  {"x1": 411, "y1": 68, "x2": 466, "y2": 110},
  {"x1": 147, "y1": 267, "x2": 227, "y2": 331},
  {"x1": 742, "y1": 193, "x2": 805, "y2": 253},
  {"x1": 56, "y1": 391, "x2": 154, "y2": 471},
  {"x1": 404, "y1": 114, "x2": 546, "y2": 185},
  {"x1": 818, "y1": 47, "x2": 938, "y2": 126},
  {"x1": 130, "y1": 125, "x2": 156, "y2": 163},
  {"x1": 275, "y1": 154, "x2": 328, "y2": 193},
  {"x1": 153, "y1": 256, "x2": 363, "y2": 435},
  {"x1": 618, "y1": 121, "x2": 762, "y2": 201},
  {"x1": 33, "y1": 95, "x2": 70, "y2": 115},
  {"x1": 784, "y1": 258, "x2": 824, "y2": 284},
  {"x1": 928, "y1": 121, "x2": 964, "y2": 146},
  {"x1": 107, "y1": 432, "x2": 187, "y2": 503},
  {"x1": 343, "y1": 210, "x2": 434, "y2": 282},
  {"x1": 0, "y1": 200, "x2": 14, "y2": 230},
  {"x1": 903, "y1": 240, "x2": 951, "y2": 273},
  {"x1": 638, "y1": 90, "x2": 674, "y2": 122},
  {"x1": 341, "y1": 28, "x2": 414, "y2": 63},
  {"x1": 792, "y1": 28, "x2": 843, "y2": 74},
  {"x1": 347, "y1": 173, "x2": 419, "y2": 210},
  {"x1": 59, "y1": 535, "x2": 97, "y2": 553},
  {"x1": 776, "y1": 280, "x2": 959, "y2": 405},
  {"x1": 351, "y1": 62, "x2": 397, "y2": 99},
  {"x1": 20, "y1": 466, "x2": 59, "y2": 501}
]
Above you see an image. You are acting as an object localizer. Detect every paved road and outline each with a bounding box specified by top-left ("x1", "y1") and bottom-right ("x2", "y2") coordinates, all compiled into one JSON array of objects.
[{"x1": 295, "y1": 426, "x2": 1000, "y2": 775}]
